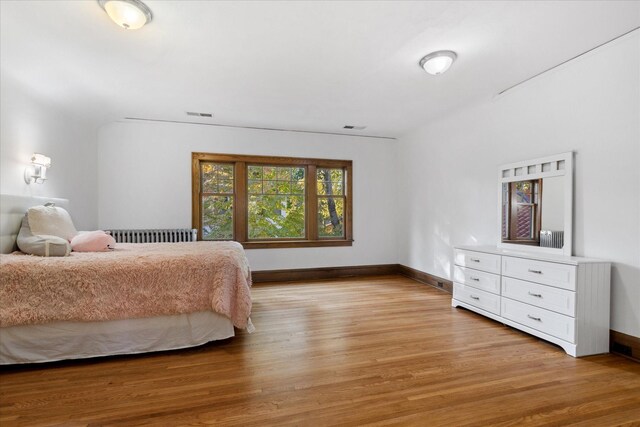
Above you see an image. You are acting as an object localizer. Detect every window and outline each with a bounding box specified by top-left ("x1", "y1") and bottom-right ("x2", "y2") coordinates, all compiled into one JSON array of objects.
[
  {"x1": 192, "y1": 153, "x2": 353, "y2": 248},
  {"x1": 200, "y1": 163, "x2": 234, "y2": 240},
  {"x1": 247, "y1": 165, "x2": 306, "y2": 239},
  {"x1": 317, "y1": 168, "x2": 345, "y2": 238}
]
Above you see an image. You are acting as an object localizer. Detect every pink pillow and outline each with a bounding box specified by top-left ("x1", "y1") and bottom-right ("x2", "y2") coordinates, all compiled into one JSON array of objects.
[{"x1": 71, "y1": 231, "x2": 116, "y2": 252}]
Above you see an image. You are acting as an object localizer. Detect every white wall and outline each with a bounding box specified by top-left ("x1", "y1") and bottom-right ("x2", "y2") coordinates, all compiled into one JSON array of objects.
[
  {"x1": 0, "y1": 74, "x2": 98, "y2": 229},
  {"x1": 98, "y1": 121, "x2": 398, "y2": 271},
  {"x1": 396, "y1": 33, "x2": 640, "y2": 337}
]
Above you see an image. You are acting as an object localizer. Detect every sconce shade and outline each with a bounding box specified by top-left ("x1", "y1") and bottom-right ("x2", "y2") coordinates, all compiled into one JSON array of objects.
[
  {"x1": 31, "y1": 153, "x2": 51, "y2": 168},
  {"x1": 97, "y1": 0, "x2": 152, "y2": 30},
  {"x1": 419, "y1": 50, "x2": 457, "y2": 75}
]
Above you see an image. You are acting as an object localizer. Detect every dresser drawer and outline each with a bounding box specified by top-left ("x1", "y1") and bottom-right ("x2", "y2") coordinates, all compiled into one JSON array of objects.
[
  {"x1": 453, "y1": 266, "x2": 500, "y2": 295},
  {"x1": 453, "y1": 283, "x2": 501, "y2": 315},
  {"x1": 454, "y1": 249, "x2": 501, "y2": 275},
  {"x1": 502, "y1": 277, "x2": 575, "y2": 317},
  {"x1": 502, "y1": 298, "x2": 575, "y2": 343},
  {"x1": 502, "y1": 256, "x2": 576, "y2": 291}
]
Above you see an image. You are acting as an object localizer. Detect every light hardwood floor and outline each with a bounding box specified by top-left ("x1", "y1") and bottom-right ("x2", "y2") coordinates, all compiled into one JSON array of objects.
[{"x1": 1, "y1": 275, "x2": 639, "y2": 426}]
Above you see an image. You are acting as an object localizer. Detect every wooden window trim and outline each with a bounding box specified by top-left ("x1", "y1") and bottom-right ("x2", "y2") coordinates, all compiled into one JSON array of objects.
[{"x1": 192, "y1": 153, "x2": 353, "y2": 249}]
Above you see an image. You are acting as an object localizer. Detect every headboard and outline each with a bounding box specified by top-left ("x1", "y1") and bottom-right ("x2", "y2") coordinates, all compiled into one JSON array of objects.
[{"x1": 0, "y1": 194, "x2": 70, "y2": 254}]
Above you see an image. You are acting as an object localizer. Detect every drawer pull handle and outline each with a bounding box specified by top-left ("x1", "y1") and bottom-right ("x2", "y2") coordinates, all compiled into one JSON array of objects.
[
  {"x1": 470, "y1": 258, "x2": 481, "y2": 262},
  {"x1": 528, "y1": 269, "x2": 543, "y2": 274},
  {"x1": 527, "y1": 315, "x2": 542, "y2": 322},
  {"x1": 470, "y1": 295, "x2": 480, "y2": 300},
  {"x1": 528, "y1": 292, "x2": 542, "y2": 298},
  {"x1": 470, "y1": 277, "x2": 480, "y2": 282}
]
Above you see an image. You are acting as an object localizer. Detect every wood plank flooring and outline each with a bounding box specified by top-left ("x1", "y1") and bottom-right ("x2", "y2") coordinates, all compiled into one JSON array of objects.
[{"x1": 1, "y1": 275, "x2": 639, "y2": 426}]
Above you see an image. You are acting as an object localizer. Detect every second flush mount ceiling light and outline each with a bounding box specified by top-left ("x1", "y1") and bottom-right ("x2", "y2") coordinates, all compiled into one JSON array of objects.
[
  {"x1": 97, "y1": 0, "x2": 152, "y2": 30},
  {"x1": 419, "y1": 50, "x2": 457, "y2": 75}
]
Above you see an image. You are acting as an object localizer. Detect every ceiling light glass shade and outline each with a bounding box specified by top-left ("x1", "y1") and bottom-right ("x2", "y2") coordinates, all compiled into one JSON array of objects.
[
  {"x1": 419, "y1": 51, "x2": 457, "y2": 75},
  {"x1": 97, "y1": 0, "x2": 152, "y2": 30}
]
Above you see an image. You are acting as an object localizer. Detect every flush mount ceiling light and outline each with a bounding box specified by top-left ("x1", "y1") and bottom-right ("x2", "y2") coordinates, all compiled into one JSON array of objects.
[
  {"x1": 97, "y1": 0, "x2": 152, "y2": 30},
  {"x1": 419, "y1": 50, "x2": 457, "y2": 75}
]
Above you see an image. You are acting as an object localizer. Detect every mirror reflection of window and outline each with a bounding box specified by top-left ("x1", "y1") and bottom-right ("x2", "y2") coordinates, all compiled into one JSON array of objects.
[{"x1": 502, "y1": 179, "x2": 542, "y2": 244}]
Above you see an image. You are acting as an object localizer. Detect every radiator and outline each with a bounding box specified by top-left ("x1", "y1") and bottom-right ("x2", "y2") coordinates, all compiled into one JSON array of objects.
[
  {"x1": 106, "y1": 229, "x2": 198, "y2": 244},
  {"x1": 540, "y1": 230, "x2": 564, "y2": 249}
]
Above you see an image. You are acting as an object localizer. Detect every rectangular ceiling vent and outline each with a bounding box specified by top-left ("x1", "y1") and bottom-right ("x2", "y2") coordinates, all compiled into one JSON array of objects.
[
  {"x1": 186, "y1": 111, "x2": 213, "y2": 118},
  {"x1": 343, "y1": 125, "x2": 367, "y2": 130}
]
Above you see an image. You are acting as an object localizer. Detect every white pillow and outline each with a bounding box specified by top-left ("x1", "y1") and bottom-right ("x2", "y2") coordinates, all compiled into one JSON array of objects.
[
  {"x1": 27, "y1": 205, "x2": 78, "y2": 242},
  {"x1": 16, "y1": 214, "x2": 71, "y2": 257}
]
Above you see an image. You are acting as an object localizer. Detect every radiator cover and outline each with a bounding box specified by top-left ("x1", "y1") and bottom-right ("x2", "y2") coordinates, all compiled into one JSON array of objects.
[{"x1": 540, "y1": 230, "x2": 564, "y2": 249}]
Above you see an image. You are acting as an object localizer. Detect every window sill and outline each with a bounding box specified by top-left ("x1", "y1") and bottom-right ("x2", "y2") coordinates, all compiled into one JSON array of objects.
[{"x1": 241, "y1": 240, "x2": 353, "y2": 249}]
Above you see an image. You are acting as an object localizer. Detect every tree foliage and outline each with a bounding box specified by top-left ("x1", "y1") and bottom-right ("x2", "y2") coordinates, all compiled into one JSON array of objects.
[{"x1": 248, "y1": 165, "x2": 306, "y2": 239}]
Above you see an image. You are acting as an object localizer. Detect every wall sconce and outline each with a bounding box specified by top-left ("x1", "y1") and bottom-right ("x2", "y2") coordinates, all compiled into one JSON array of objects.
[{"x1": 24, "y1": 153, "x2": 52, "y2": 184}]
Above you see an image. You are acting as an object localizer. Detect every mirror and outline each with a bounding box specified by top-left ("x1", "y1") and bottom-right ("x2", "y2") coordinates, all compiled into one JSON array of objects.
[{"x1": 498, "y1": 152, "x2": 573, "y2": 256}]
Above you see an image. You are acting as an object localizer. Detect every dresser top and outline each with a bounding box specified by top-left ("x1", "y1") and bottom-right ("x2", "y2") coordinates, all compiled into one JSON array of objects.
[{"x1": 455, "y1": 245, "x2": 609, "y2": 266}]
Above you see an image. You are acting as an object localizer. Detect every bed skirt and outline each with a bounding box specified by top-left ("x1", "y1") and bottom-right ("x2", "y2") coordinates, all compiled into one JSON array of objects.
[{"x1": 0, "y1": 310, "x2": 234, "y2": 365}]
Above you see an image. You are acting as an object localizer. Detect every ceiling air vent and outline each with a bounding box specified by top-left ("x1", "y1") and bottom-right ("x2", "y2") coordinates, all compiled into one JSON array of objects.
[
  {"x1": 186, "y1": 111, "x2": 213, "y2": 118},
  {"x1": 343, "y1": 125, "x2": 366, "y2": 130}
]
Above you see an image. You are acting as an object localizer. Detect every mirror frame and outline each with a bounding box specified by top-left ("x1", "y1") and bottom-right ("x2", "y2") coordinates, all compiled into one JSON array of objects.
[{"x1": 497, "y1": 151, "x2": 573, "y2": 257}]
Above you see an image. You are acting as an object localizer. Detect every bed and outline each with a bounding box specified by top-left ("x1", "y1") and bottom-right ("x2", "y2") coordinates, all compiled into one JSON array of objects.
[{"x1": 0, "y1": 195, "x2": 253, "y2": 364}]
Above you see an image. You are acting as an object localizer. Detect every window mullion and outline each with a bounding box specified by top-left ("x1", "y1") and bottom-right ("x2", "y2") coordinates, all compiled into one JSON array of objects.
[
  {"x1": 234, "y1": 162, "x2": 247, "y2": 243},
  {"x1": 307, "y1": 164, "x2": 318, "y2": 240},
  {"x1": 192, "y1": 158, "x2": 202, "y2": 240},
  {"x1": 345, "y1": 165, "x2": 353, "y2": 242}
]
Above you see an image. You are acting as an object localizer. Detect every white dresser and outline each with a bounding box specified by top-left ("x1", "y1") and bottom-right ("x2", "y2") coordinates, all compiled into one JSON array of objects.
[{"x1": 452, "y1": 246, "x2": 611, "y2": 357}]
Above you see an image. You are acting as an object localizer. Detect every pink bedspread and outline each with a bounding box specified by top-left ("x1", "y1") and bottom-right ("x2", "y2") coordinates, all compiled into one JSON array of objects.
[{"x1": 0, "y1": 242, "x2": 252, "y2": 329}]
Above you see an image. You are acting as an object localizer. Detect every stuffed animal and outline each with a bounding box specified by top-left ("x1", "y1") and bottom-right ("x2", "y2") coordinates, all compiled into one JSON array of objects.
[{"x1": 71, "y1": 230, "x2": 116, "y2": 252}]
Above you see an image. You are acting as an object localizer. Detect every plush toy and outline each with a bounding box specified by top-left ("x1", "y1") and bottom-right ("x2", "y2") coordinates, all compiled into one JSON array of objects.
[{"x1": 71, "y1": 230, "x2": 116, "y2": 252}]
